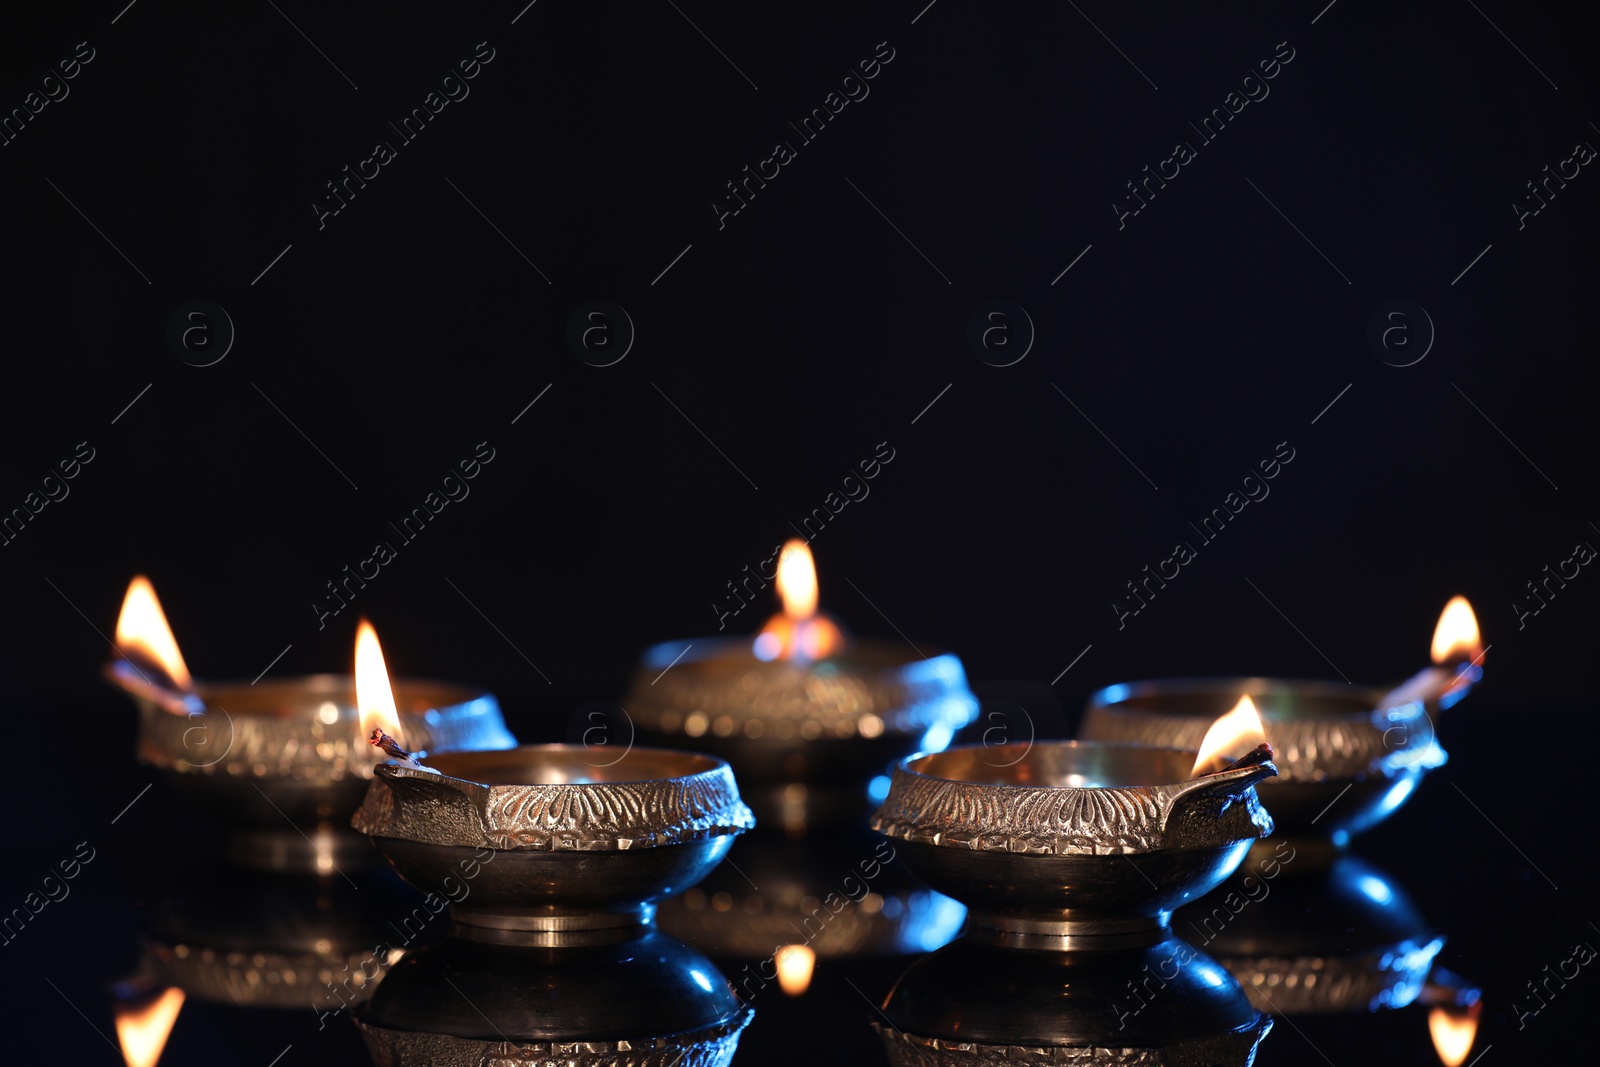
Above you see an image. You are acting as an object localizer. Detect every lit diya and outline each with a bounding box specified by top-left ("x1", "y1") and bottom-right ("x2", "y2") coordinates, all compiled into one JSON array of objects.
[
  {"x1": 625, "y1": 541, "x2": 978, "y2": 962},
  {"x1": 351, "y1": 630, "x2": 755, "y2": 941},
  {"x1": 871, "y1": 703, "x2": 1279, "y2": 949},
  {"x1": 622, "y1": 540, "x2": 979, "y2": 829},
  {"x1": 1082, "y1": 597, "x2": 1483, "y2": 858},
  {"x1": 105, "y1": 577, "x2": 514, "y2": 871}
]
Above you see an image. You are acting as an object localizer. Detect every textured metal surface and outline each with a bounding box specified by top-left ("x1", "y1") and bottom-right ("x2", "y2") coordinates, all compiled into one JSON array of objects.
[
  {"x1": 137, "y1": 867, "x2": 418, "y2": 1009},
  {"x1": 1181, "y1": 855, "x2": 1445, "y2": 1015},
  {"x1": 658, "y1": 884, "x2": 959, "y2": 958},
  {"x1": 133, "y1": 674, "x2": 515, "y2": 784},
  {"x1": 145, "y1": 937, "x2": 388, "y2": 1009},
  {"x1": 357, "y1": 927, "x2": 752, "y2": 1065},
  {"x1": 352, "y1": 746, "x2": 755, "y2": 851},
  {"x1": 871, "y1": 743, "x2": 1275, "y2": 855},
  {"x1": 1226, "y1": 937, "x2": 1445, "y2": 1015},
  {"x1": 877, "y1": 934, "x2": 1272, "y2": 1064},
  {"x1": 373, "y1": 836, "x2": 736, "y2": 922},
  {"x1": 875, "y1": 1026, "x2": 1272, "y2": 1066},
  {"x1": 1081, "y1": 677, "x2": 1445, "y2": 783},
  {"x1": 1081, "y1": 678, "x2": 1446, "y2": 843},
  {"x1": 356, "y1": 1012, "x2": 752, "y2": 1067},
  {"x1": 623, "y1": 637, "x2": 977, "y2": 737},
  {"x1": 870, "y1": 743, "x2": 1274, "y2": 941},
  {"x1": 354, "y1": 746, "x2": 752, "y2": 925}
]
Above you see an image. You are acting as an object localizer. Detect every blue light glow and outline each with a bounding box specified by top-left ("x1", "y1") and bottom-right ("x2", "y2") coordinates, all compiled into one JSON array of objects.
[
  {"x1": 1370, "y1": 773, "x2": 1417, "y2": 823},
  {"x1": 896, "y1": 895, "x2": 966, "y2": 953},
  {"x1": 1100, "y1": 684, "x2": 1131, "y2": 705},
  {"x1": 689, "y1": 969, "x2": 715, "y2": 993},
  {"x1": 920, "y1": 722, "x2": 955, "y2": 753},
  {"x1": 1356, "y1": 874, "x2": 1395, "y2": 906},
  {"x1": 867, "y1": 774, "x2": 892, "y2": 804}
]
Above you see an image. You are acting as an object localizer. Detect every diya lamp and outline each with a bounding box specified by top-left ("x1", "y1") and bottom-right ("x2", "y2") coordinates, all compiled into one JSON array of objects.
[
  {"x1": 105, "y1": 576, "x2": 515, "y2": 872},
  {"x1": 622, "y1": 540, "x2": 978, "y2": 963},
  {"x1": 866, "y1": 705, "x2": 1279, "y2": 1064},
  {"x1": 1082, "y1": 597, "x2": 1484, "y2": 862},
  {"x1": 349, "y1": 644, "x2": 757, "y2": 1063},
  {"x1": 625, "y1": 540, "x2": 978, "y2": 827},
  {"x1": 114, "y1": 862, "x2": 418, "y2": 1060},
  {"x1": 1174, "y1": 854, "x2": 1446, "y2": 1016},
  {"x1": 871, "y1": 703, "x2": 1279, "y2": 950},
  {"x1": 355, "y1": 931, "x2": 754, "y2": 1067},
  {"x1": 873, "y1": 935, "x2": 1273, "y2": 1065}
]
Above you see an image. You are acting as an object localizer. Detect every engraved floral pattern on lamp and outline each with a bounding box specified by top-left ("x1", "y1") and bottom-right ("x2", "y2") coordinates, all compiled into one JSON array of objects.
[
  {"x1": 353, "y1": 751, "x2": 756, "y2": 852},
  {"x1": 357, "y1": 1013, "x2": 752, "y2": 1067},
  {"x1": 873, "y1": 1023, "x2": 1271, "y2": 1065},
  {"x1": 870, "y1": 745, "x2": 1274, "y2": 857}
]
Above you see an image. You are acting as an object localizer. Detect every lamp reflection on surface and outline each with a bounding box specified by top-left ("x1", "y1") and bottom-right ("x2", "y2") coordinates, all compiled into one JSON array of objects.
[
  {"x1": 114, "y1": 987, "x2": 184, "y2": 1067},
  {"x1": 1429, "y1": 1000, "x2": 1482, "y2": 1066}
]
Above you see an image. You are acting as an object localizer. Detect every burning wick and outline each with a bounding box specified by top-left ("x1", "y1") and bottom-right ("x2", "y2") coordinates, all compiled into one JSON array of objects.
[
  {"x1": 1376, "y1": 596, "x2": 1484, "y2": 712},
  {"x1": 355, "y1": 620, "x2": 438, "y2": 774},
  {"x1": 367, "y1": 728, "x2": 433, "y2": 771},
  {"x1": 1191, "y1": 696, "x2": 1270, "y2": 777},
  {"x1": 1198, "y1": 742, "x2": 1277, "y2": 778}
]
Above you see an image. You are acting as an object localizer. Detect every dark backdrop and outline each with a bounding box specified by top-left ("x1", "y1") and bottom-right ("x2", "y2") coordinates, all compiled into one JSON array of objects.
[{"x1": 1, "y1": 1, "x2": 1594, "y2": 1064}]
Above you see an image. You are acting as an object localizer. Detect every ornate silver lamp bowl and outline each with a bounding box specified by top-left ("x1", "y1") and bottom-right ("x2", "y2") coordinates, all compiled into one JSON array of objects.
[
  {"x1": 623, "y1": 637, "x2": 977, "y2": 827},
  {"x1": 351, "y1": 745, "x2": 755, "y2": 940},
  {"x1": 874, "y1": 934, "x2": 1272, "y2": 1065},
  {"x1": 1083, "y1": 678, "x2": 1444, "y2": 858},
  {"x1": 871, "y1": 741, "x2": 1277, "y2": 949},
  {"x1": 355, "y1": 928, "x2": 753, "y2": 1066},
  {"x1": 626, "y1": 636, "x2": 977, "y2": 958},
  {"x1": 122, "y1": 673, "x2": 515, "y2": 871},
  {"x1": 1176, "y1": 854, "x2": 1445, "y2": 1015}
]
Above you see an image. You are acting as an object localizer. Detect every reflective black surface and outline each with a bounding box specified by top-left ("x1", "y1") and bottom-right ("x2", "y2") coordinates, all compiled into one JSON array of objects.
[{"x1": 361, "y1": 928, "x2": 745, "y2": 1039}]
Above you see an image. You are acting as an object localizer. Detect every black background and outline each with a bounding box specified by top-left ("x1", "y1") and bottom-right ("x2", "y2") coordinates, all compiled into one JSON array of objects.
[{"x1": 1, "y1": 1, "x2": 1595, "y2": 1063}]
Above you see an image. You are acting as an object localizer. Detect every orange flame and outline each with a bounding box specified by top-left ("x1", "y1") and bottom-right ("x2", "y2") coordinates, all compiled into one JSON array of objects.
[
  {"x1": 775, "y1": 944, "x2": 816, "y2": 997},
  {"x1": 114, "y1": 577, "x2": 193, "y2": 691},
  {"x1": 1431, "y1": 597, "x2": 1482, "y2": 665},
  {"x1": 355, "y1": 619, "x2": 403, "y2": 746},
  {"x1": 1429, "y1": 1001, "x2": 1480, "y2": 1066},
  {"x1": 755, "y1": 540, "x2": 843, "y2": 660},
  {"x1": 115, "y1": 987, "x2": 184, "y2": 1067},
  {"x1": 776, "y1": 540, "x2": 819, "y2": 618},
  {"x1": 1191, "y1": 696, "x2": 1268, "y2": 777}
]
